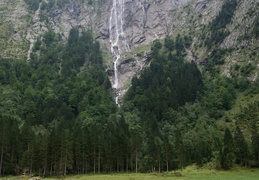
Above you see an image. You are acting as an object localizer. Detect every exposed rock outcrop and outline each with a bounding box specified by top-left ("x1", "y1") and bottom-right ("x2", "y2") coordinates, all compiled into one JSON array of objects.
[{"x1": 0, "y1": 0, "x2": 258, "y2": 101}]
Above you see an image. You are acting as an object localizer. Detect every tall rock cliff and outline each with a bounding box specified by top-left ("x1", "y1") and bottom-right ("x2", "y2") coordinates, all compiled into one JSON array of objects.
[{"x1": 1, "y1": 0, "x2": 258, "y2": 101}]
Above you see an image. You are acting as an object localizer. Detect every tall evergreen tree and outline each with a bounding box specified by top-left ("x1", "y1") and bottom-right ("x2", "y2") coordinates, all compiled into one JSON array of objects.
[
  {"x1": 175, "y1": 129, "x2": 185, "y2": 170},
  {"x1": 234, "y1": 126, "x2": 249, "y2": 166},
  {"x1": 221, "y1": 128, "x2": 235, "y2": 169},
  {"x1": 251, "y1": 122, "x2": 259, "y2": 163}
]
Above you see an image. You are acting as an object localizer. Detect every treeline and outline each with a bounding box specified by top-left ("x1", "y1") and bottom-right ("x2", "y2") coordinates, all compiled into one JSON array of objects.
[
  {"x1": 205, "y1": 0, "x2": 238, "y2": 49},
  {"x1": 24, "y1": 0, "x2": 41, "y2": 12},
  {"x1": 125, "y1": 37, "x2": 203, "y2": 123},
  {"x1": 123, "y1": 36, "x2": 259, "y2": 171},
  {"x1": 0, "y1": 28, "x2": 259, "y2": 176},
  {"x1": 0, "y1": 28, "x2": 117, "y2": 176}
]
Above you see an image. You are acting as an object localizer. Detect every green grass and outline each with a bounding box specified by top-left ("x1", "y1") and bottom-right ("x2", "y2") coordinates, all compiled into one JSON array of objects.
[
  {"x1": 132, "y1": 44, "x2": 151, "y2": 55},
  {"x1": 2, "y1": 166, "x2": 259, "y2": 180}
]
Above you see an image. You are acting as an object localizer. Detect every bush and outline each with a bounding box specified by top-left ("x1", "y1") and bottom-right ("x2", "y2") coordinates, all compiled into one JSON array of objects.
[
  {"x1": 240, "y1": 63, "x2": 255, "y2": 76},
  {"x1": 24, "y1": 0, "x2": 40, "y2": 11}
]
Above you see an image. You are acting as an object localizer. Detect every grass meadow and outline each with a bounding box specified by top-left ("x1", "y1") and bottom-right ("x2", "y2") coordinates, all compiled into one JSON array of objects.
[{"x1": 1, "y1": 166, "x2": 259, "y2": 180}]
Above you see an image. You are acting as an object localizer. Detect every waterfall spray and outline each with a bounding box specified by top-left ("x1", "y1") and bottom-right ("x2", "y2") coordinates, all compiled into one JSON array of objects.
[{"x1": 109, "y1": 0, "x2": 128, "y2": 105}]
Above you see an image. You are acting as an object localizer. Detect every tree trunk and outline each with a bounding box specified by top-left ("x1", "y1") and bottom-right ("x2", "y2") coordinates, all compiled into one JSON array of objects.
[
  {"x1": 109, "y1": 131, "x2": 112, "y2": 172},
  {"x1": 0, "y1": 143, "x2": 4, "y2": 176},
  {"x1": 30, "y1": 151, "x2": 33, "y2": 175},
  {"x1": 64, "y1": 160, "x2": 67, "y2": 176},
  {"x1": 43, "y1": 163, "x2": 46, "y2": 176},
  {"x1": 50, "y1": 161, "x2": 53, "y2": 176},
  {"x1": 135, "y1": 148, "x2": 138, "y2": 173},
  {"x1": 85, "y1": 158, "x2": 87, "y2": 173},
  {"x1": 43, "y1": 149, "x2": 47, "y2": 176},
  {"x1": 110, "y1": 160, "x2": 112, "y2": 173},
  {"x1": 159, "y1": 158, "x2": 161, "y2": 173},
  {"x1": 122, "y1": 159, "x2": 124, "y2": 172},
  {"x1": 166, "y1": 159, "x2": 169, "y2": 172},
  {"x1": 60, "y1": 151, "x2": 63, "y2": 176},
  {"x1": 11, "y1": 146, "x2": 14, "y2": 164},
  {"x1": 94, "y1": 146, "x2": 96, "y2": 174},
  {"x1": 98, "y1": 149, "x2": 100, "y2": 173},
  {"x1": 0, "y1": 122, "x2": 5, "y2": 176},
  {"x1": 126, "y1": 159, "x2": 128, "y2": 172},
  {"x1": 117, "y1": 159, "x2": 119, "y2": 172}
]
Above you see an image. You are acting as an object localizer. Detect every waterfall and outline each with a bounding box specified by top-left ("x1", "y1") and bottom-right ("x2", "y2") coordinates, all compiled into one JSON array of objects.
[
  {"x1": 27, "y1": 2, "x2": 42, "y2": 61},
  {"x1": 109, "y1": 0, "x2": 128, "y2": 105}
]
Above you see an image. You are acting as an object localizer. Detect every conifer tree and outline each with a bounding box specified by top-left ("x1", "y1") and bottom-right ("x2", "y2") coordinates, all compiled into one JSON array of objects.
[
  {"x1": 251, "y1": 122, "x2": 259, "y2": 163},
  {"x1": 234, "y1": 126, "x2": 248, "y2": 166},
  {"x1": 221, "y1": 128, "x2": 235, "y2": 169},
  {"x1": 175, "y1": 129, "x2": 185, "y2": 170}
]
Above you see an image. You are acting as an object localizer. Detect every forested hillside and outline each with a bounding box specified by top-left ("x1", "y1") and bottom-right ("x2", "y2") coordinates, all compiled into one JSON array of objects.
[
  {"x1": 1, "y1": 0, "x2": 259, "y2": 177},
  {"x1": 0, "y1": 26, "x2": 259, "y2": 176},
  {"x1": 0, "y1": 28, "x2": 117, "y2": 176}
]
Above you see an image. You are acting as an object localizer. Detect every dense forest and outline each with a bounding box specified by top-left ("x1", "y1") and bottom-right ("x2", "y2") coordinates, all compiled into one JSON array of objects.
[{"x1": 0, "y1": 25, "x2": 259, "y2": 176}]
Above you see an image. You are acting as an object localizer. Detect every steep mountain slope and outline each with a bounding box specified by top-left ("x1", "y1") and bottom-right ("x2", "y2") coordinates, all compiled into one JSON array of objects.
[
  {"x1": 1, "y1": 0, "x2": 259, "y2": 175},
  {"x1": 0, "y1": 0, "x2": 258, "y2": 98}
]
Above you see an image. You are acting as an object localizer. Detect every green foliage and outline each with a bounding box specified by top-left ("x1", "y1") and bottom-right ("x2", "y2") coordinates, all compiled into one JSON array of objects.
[
  {"x1": 126, "y1": 40, "x2": 202, "y2": 115},
  {"x1": 164, "y1": 35, "x2": 174, "y2": 51},
  {"x1": 205, "y1": 48, "x2": 235, "y2": 75},
  {"x1": 44, "y1": 0, "x2": 55, "y2": 11},
  {"x1": 24, "y1": 0, "x2": 40, "y2": 12},
  {"x1": 164, "y1": 34, "x2": 192, "y2": 56},
  {"x1": 220, "y1": 128, "x2": 235, "y2": 169},
  {"x1": 234, "y1": 126, "x2": 249, "y2": 166},
  {"x1": 0, "y1": 24, "x2": 259, "y2": 175},
  {"x1": 39, "y1": 0, "x2": 70, "y2": 22},
  {"x1": 233, "y1": 77, "x2": 250, "y2": 92},
  {"x1": 202, "y1": 77, "x2": 236, "y2": 119},
  {"x1": 240, "y1": 63, "x2": 256, "y2": 76},
  {"x1": 209, "y1": 49, "x2": 227, "y2": 65},
  {"x1": 88, "y1": 0, "x2": 93, "y2": 5},
  {"x1": 252, "y1": 15, "x2": 259, "y2": 38},
  {"x1": 211, "y1": 0, "x2": 238, "y2": 29},
  {"x1": 0, "y1": 28, "x2": 116, "y2": 175},
  {"x1": 175, "y1": 129, "x2": 185, "y2": 169},
  {"x1": 57, "y1": 0, "x2": 70, "y2": 8},
  {"x1": 175, "y1": 34, "x2": 185, "y2": 56},
  {"x1": 236, "y1": 101, "x2": 259, "y2": 164},
  {"x1": 0, "y1": 116, "x2": 21, "y2": 175},
  {"x1": 205, "y1": 30, "x2": 229, "y2": 49},
  {"x1": 183, "y1": 35, "x2": 192, "y2": 48},
  {"x1": 124, "y1": 37, "x2": 204, "y2": 171},
  {"x1": 62, "y1": 28, "x2": 103, "y2": 76},
  {"x1": 251, "y1": 122, "x2": 259, "y2": 164},
  {"x1": 205, "y1": 0, "x2": 238, "y2": 49}
]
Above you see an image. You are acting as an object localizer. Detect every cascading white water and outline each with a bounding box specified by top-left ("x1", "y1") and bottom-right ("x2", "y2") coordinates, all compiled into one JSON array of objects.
[
  {"x1": 27, "y1": 2, "x2": 42, "y2": 61},
  {"x1": 109, "y1": 0, "x2": 128, "y2": 105}
]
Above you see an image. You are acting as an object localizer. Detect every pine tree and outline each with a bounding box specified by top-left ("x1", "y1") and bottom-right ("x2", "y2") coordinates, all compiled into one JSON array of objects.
[
  {"x1": 175, "y1": 129, "x2": 185, "y2": 170},
  {"x1": 60, "y1": 129, "x2": 73, "y2": 176},
  {"x1": 221, "y1": 128, "x2": 235, "y2": 169},
  {"x1": 164, "y1": 35, "x2": 174, "y2": 51},
  {"x1": 0, "y1": 116, "x2": 8, "y2": 176},
  {"x1": 125, "y1": 113, "x2": 142, "y2": 173},
  {"x1": 161, "y1": 121, "x2": 174, "y2": 172},
  {"x1": 234, "y1": 126, "x2": 248, "y2": 166},
  {"x1": 251, "y1": 122, "x2": 259, "y2": 163}
]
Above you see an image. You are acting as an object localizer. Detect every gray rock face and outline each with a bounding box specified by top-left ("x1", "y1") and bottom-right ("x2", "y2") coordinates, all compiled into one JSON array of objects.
[
  {"x1": 50, "y1": 8, "x2": 62, "y2": 17},
  {"x1": 1, "y1": 0, "x2": 258, "y2": 100},
  {"x1": 194, "y1": 0, "x2": 211, "y2": 12},
  {"x1": 0, "y1": 0, "x2": 199, "y2": 60},
  {"x1": 67, "y1": 2, "x2": 81, "y2": 16},
  {"x1": 122, "y1": 0, "x2": 192, "y2": 48}
]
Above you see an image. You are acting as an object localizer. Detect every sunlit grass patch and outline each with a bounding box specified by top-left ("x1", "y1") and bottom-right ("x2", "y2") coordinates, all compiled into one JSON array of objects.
[{"x1": 1, "y1": 167, "x2": 259, "y2": 180}]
